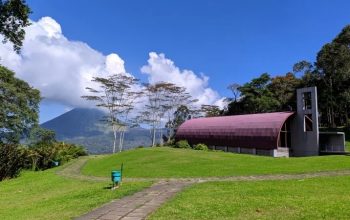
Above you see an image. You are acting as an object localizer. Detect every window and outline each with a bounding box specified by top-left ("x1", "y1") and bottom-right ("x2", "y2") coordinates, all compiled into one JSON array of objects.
[
  {"x1": 304, "y1": 114, "x2": 313, "y2": 131},
  {"x1": 279, "y1": 121, "x2": 290, "y2": 148},
  {"x1": 303, "y1": 92, "x2": 312, "y2": 110}
]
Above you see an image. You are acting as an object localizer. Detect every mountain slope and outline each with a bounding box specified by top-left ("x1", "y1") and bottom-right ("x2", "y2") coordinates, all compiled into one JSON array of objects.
[{"x1": 41, "y1": 108, "x2": 151, "y2": 154}]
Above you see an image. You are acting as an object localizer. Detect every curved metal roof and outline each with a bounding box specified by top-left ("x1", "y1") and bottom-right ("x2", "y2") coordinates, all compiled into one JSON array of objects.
[{"x1": 176, "y1": 112, "x2": 294, "y2": 149}]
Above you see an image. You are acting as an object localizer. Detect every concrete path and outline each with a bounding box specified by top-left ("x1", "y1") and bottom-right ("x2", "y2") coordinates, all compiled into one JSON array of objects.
[{"x1": 75, "y1": 180, "x2": 193, "y2": 220}]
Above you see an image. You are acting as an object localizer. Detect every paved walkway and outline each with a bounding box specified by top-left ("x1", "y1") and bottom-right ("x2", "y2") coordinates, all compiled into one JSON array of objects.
[
  {"x1": 57, "y1": 158, "x2": 350, "y2": 220},
  {"x1": 75, "y1": 180, "x2": 193, "y2": 220}
]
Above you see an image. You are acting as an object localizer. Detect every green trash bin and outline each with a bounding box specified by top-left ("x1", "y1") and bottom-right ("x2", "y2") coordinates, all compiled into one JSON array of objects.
[{"x1": 111, "y1": 163, "x2": 123, "y2": 188}]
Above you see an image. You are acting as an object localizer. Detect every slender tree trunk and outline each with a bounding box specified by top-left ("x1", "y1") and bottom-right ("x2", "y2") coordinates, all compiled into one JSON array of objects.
[
  {"x1": 167, "y1": 128, "x2": 172, "y2": 143},
  {"x1": 159, "y1": 127, "x2": 163, "y2": 146},
  {"x1": 31, "y1": 157, "x2": 37, "y2": 171},
  {"x1": 119, "y1": 130, "x2": 125, "y2": 152},
  {"x1": 112, "y1": 125, "x2": 117, "y2": 153},
  {"x1": 121, "y1": 131, "x2": 125, "y2": 151},
  {"x1": 152, "y1": 124, "x2": 156, "y2": 147}
]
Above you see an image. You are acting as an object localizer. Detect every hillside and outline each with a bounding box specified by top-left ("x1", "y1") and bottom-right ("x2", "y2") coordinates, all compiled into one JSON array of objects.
[{"x1": 41, "y1": 108, "x2": 151, "y2": 154}]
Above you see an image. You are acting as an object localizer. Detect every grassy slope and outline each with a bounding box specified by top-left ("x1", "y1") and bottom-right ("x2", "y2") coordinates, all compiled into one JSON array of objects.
[
  {"x1": 149, "y1": 176, "x2": 350, "y2": 220},
  {"x1": 0, "y1": 169, "x2": 151, "y2": 220},
  {"x1": 83, "y1": 147, "x2": 350, "y2": 178}
]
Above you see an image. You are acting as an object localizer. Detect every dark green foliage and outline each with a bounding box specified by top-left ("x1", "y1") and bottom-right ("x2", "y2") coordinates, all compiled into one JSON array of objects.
[
  {"x1": 226, "y1": 73, "x2": 281, "y2": 115},
  {"x1": 53, "y1": 142, "x2": 87, "y2": 164},
  {"x1": 0, "y1": 0, "x2": 31, "y2": 52},
  {"x1": 25, "y1": 141, "x2": 87, "y2": 170},
  {"x1": 0, "y1": 143, "x2": 25, "y2": 180},
  {"x1": 175, "y1": 140, "x2": 191, "y2": 149},
  {"x1": 193, "y1": 143, "x2": 208, "y2": 151},
  {"x1": 200, "y1": 105, "x2": 221, "y2": 117},
  {"x1": 166, "y1": 105, "x2": 191, "y2": 135},
  {"x1": 0, "y1": 66, "x2": 41, "y2": 144},
  {"x1": 269, "y1": 73, "x2": 301, "y2": 111},
  {"x1": 315, "y1": 26, "x2": 350, "y2": 127},
  {"x1": 29, "y1": 126, "x2": 56, "y2": 145}
]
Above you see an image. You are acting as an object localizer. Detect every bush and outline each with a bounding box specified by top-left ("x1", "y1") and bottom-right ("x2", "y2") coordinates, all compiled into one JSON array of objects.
[
  {"x1": 175, "y1": 140, "x2": 191, "y2": 149},
  {"x1": 53, "y1": 142, "x2": 87, "y2": 164},
  {"x1": 165, "y1": 139, "x2": 176, "y2": 148},
  {"x1": 194, "y1": 143, "x2": 208, "y2": 151},
  {"x1": 25, "y1": 141, "x2": 87, "y2": 170},
  {"x1": 0, "y1": 143, "x2": 26, "y2": 181}
]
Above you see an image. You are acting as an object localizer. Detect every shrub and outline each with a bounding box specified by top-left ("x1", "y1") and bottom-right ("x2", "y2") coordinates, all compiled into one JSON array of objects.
[
  {"x1": 166, "y1": 139, "x2": 176, "y2": 148},
  {"x1": 25, "y1": 141, "x2": 87, "y2": 170},
  {"x1": 0, "y1": 143, "x2": 26, "y2": 181},
  {"x1": 194, "y1": 143, "x2": 208, "y2": 151},
  {"x1": 175, "y1": 140, "x2": 191, "y2": 149},
  {"x1": 53, "y1": 142, "x2": 87, "y2": 164}
]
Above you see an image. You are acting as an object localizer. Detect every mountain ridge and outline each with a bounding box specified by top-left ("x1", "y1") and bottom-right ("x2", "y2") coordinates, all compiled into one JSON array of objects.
[{"x1": 41, "y1": 108, "x2": 151, "y2": 154}]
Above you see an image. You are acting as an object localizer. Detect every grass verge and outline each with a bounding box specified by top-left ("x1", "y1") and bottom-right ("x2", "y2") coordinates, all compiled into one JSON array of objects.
[
  {"x1": 149, "y1": 176, "x2": 350, "y2": 220},
  {"x1": 0, "y1": 169, "x2": 151, "y2": 220},
  {"x1": 82, "y1": 147, "x2": 350, "y2": 178}
]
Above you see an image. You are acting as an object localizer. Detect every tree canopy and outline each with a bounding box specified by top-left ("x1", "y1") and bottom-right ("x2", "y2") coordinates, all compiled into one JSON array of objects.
[
  {"x1": 0, "y1": 65, "x2": 40, "y2": 143},
  {"x1": 0, "y1": 0, "x2": 31, "y2": 53}
]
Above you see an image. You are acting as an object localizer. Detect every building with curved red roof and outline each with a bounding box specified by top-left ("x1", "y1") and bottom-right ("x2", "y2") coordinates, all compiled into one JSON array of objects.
[
  {"x1": 175, "y1": 87, "x2": 346, "y2": 157},
  {"x1": 176, "y1": 112, "x2": 294, "y2": 149}
]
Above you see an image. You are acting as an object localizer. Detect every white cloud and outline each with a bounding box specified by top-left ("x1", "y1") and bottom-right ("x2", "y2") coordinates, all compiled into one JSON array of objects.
[
  {"x1": 0, "y1": 17, "x2": 224, "y2": 111},
  {"x1": 0, "y1": 17, "x2": 126, "y2": 108},
  {"x1": 141, "y1": 52, "x2": 224, "y2": 107}
]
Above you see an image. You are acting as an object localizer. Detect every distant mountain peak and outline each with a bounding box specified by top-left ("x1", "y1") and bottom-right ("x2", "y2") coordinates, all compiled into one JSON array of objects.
[
  {"x1": 41, "y1": 108, "x2": 151, "y2": 154},
  {"x1": 41, "y1": 108, "x2": 107, "y2": 139}
]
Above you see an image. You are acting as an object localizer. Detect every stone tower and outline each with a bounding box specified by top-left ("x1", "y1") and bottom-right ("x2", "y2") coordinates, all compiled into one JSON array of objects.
[{"x1": 290, "y1": 87, "x2": 319, "y2": 156}]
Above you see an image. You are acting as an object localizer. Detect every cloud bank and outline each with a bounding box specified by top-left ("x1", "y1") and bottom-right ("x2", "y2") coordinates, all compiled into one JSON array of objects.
[
  {"x1": 0, "y1": 17, "x2": 126, "y2": 107},
  {"x1": 0, "y1": 17, "x2": 224, "y2": 109},
  {"x1": 141, "y1": 52, "x2": 225, "y2": 107}
]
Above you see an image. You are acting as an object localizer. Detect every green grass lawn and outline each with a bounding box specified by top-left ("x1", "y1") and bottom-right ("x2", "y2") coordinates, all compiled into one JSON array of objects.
[
  {"x1": 0, "y1": 169, "x2": 152, "y2": 220},
  {"x1": 82, "y1": 147, "x2": 350, "y2": 178},
  {"x1": 149, "y1": 176, "x2": 350, "y2": 220}
]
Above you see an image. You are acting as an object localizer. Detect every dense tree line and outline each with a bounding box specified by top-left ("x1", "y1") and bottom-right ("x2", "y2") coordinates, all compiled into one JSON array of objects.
[
  {"x1": 0, "y1": 2, "x2": 87, "y2": 180},
  {"x1": 225, "y1": 25, "x2": 350, "y2": 128},
  {"x1": 0, "y1": 66, "x2": 87, "y2": 181}
]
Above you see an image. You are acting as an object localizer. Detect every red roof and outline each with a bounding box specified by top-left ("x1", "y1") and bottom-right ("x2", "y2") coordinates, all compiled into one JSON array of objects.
[{"x1": 175, "y1": 112, "x2": 294, "y2": 149}]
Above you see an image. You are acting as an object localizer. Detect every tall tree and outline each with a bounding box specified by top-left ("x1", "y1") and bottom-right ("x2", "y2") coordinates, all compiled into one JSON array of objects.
[
  {"x1": 269, "y1": 72, "x2": 301, "y2": 111},
  {"x1": 82, "y1": 73, "x2": 140, "y2": 153},
  {"x1": 0, "y1": 65, "x2": 40, "y2": 144},
  {"x1": 237, "y1": 73, "x2": 280, "y2": 113},
  {"x1": 138, "y1": 82, "x2": 172, "y2": 147},
  {"x1": 200, "y1": 105, "x2": 221, "y2": 117},
  {"x1": 227, "y1": 83, "x2": 241, "y2": 102},
  {"x1": 139, "y1": 82, "x2": 196, "y2": 146},
  {"x1": 166, "y1": 105, "x2": 191, "y2": 135},
  {"x1": 316, "y1": 25, "x2": 350, "y2": 127},
  {"x1": 0, "y1": 0, "x2": 31, "y2": 53},
  {"x1": 162, "y1": 84, "x2": 196, "y2": 143}
]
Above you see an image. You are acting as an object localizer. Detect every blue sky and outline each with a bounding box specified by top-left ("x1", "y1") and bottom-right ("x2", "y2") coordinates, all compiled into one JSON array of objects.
[{"x1": 12, "y1": 1, "x2": 350, "y2": 122}]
